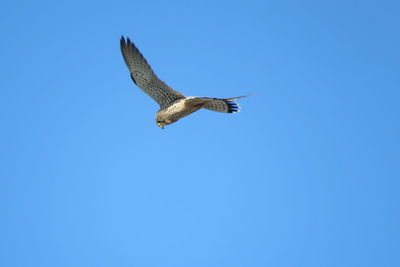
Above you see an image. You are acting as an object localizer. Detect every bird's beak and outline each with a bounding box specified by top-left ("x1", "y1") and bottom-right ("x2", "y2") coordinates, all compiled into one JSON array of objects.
[{"x1": 157, "y1": 122, "x2": 165, "y2": 129}]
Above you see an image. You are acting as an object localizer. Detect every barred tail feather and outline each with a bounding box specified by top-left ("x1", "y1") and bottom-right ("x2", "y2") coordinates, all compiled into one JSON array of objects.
[{"x1": 203, "y1": 95, "x2": 247, "y2": 113}]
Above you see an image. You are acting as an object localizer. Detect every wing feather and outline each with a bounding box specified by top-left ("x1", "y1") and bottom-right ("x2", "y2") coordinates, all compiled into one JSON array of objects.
[{"x1": 120, "y1": 36, "x2": 184, "y2": 108}]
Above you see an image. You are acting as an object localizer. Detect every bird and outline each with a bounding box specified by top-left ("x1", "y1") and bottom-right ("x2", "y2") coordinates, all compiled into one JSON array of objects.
[{"x1": 120, "y1": 36, "x2": 247, "y2": 129}]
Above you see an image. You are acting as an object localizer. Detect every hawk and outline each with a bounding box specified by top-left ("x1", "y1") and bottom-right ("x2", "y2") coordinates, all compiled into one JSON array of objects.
[{"x1": 120, "y1": 36, "x2": 246, "y2": 128}]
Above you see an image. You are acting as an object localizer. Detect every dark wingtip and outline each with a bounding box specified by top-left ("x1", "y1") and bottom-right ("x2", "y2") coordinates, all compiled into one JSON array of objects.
[
  {"x1": 126, "y1": 37, "x2": 132, "y2": 46},
  {"x1": 120, "y1": 36, "x2": 134, "y2": 46},
  {"x1": 120, "y1": 36, "x2": 135, "y2": 49},
  {"x1": 120, "y1": 36, "x2": 126, "y2": 47}
]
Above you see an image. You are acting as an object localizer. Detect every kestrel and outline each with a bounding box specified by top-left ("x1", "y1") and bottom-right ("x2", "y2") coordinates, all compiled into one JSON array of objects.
[{"x1": 120, "y1": 36, "x2": 246, "y2": 128}]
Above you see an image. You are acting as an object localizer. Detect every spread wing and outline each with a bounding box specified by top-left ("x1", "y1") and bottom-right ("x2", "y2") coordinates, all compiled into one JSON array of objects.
[{"x1": 120, "y1": 36, "x2": 185, "y2": 108}]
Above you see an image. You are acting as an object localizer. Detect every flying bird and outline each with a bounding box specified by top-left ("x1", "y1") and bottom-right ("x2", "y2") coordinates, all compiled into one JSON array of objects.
[{"x1": 120, "y1": 36, "x2": 246, "y2": 128}]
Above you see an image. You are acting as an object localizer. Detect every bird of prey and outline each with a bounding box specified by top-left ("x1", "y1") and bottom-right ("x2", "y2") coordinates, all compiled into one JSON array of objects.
[{"x1": 120, "y1": 36, "x2": 246, "y2": 128}]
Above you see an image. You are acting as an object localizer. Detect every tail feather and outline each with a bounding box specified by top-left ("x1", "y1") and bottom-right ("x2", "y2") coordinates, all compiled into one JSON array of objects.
[{"x1": 202, "y1": 95, "x2": 248, "y2": 113}]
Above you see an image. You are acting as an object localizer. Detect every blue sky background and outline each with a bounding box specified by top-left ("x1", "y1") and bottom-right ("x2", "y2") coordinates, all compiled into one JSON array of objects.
[{"x1": 1, "y1": 0, "x2": 399, "y2": 266}]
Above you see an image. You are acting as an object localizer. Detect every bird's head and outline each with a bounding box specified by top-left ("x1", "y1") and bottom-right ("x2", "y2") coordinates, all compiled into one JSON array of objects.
[
  {"x1": 155, "y1": 115, "x2": 168, "y2": 129},
  {"x1": 156, "y1": 112, "x2": 177, "y2": 129},
  {"x1": 156, "y1": 118, "x2": 177, "y2": 129}
]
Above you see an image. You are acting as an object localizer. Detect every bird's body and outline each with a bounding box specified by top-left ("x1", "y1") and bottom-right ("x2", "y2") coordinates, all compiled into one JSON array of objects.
[
  {"x1": 120, "y1": 36, "x2": 246, "y2": 128},
  {"x1": 155, "y1": 98, "x2": 202, "y2": 126}
]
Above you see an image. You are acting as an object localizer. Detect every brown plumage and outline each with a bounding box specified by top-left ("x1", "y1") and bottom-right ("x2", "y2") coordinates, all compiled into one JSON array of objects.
[{"x1": 120, "y1": 36, "x2": 247, "y2": 128}]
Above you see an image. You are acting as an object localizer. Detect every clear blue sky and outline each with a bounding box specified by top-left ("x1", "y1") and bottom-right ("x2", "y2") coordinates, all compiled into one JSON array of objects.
[{"x1": 1, "y1": 0, "x2": 399, "y2": 266}]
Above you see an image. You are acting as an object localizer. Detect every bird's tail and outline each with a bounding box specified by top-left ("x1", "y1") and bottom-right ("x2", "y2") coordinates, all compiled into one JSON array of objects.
[{"x1": 200, "y1": 95, "x2": 248, "y2": 113}]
